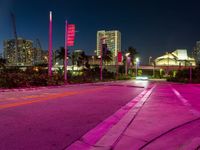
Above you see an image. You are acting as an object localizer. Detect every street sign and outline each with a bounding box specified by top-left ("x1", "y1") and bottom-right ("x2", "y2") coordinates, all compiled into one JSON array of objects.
[{"x1": 67, "y1": 24, "x2": 75, "y2": 46}]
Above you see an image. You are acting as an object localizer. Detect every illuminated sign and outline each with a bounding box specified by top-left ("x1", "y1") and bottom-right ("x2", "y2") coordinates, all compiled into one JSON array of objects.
[{"x1": 67, "y1": 24, "x2": 75, "y2": 46}]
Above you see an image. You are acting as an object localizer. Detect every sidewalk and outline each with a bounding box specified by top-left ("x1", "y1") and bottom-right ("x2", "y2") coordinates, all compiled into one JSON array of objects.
[{"x1": 67, "y1": 83, "x2": 200, "y2": 150}]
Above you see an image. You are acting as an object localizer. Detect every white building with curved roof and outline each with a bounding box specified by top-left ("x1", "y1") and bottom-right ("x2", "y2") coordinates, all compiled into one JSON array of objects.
[{"x1": 155, "y1": 49, "x2": 196, "y2": 66}]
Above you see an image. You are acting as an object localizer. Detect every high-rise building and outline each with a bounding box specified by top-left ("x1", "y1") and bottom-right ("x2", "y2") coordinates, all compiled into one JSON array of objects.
[
  {"x1": 4, "y1": 38, "x2": 34, "y2": 66},
  {"x1": 193, "y1": 41, "x2": 200, "y2": 64},
  {"x1": 96, "y1": 30, "x2": 121, "y2": 64}
]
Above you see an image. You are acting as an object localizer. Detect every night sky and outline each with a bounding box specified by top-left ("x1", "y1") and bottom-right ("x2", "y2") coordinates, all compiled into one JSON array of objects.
[{"x1": 1, "y1": 0, "x2": 200, "y2": 64}]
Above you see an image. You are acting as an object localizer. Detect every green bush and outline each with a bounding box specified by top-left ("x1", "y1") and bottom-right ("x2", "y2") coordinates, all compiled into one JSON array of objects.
[
  {"x1": 0, "y1": 71, "x2": 64, "y2": 88},
  {"x1": 167, "y1": 66, "x2": 200, "y2": 83},
  {"x1": 0, "y1": 66, "x2": 132, "y2": 88}
]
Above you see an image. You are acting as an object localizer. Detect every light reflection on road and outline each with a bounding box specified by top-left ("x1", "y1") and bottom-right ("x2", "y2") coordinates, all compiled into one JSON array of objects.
[{"x1": 133, "y1": 80, "x2": 150, "y2": 88}]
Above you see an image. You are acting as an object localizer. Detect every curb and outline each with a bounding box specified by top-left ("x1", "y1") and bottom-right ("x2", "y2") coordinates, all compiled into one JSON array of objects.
[
  {"x1": 0, "y1": 80, "x2": 135, "y2": 93},
  {"x1": 0, "y1": 83, "x2": 99, "y2": 92},
  {"x1": 66, "y1": 84, "x2": 156, "y2": 150},
  {"x1": 0, "y1": 85, "x2": 65, "y2": 92}
]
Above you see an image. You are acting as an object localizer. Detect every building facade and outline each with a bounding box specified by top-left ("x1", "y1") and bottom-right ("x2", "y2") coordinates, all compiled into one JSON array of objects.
[
  {"x1": 193, "y1": 41, "x2": 200, "y2": 64},
  {"x1": 155, "y1": 49, "x2": 196, "y2": 67},
  {"x1": 4, "y1": 38, "x2": 35, "y2": 66},
  {"x1": 41, "y1": 50, "x2": 48, "y2": 64},
  {"x1": 96, "y1": 30, "x2": 121, "y2": 64}
]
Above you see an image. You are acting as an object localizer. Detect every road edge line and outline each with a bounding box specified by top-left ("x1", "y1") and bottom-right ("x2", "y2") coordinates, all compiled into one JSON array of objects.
[{"x1": 172, "y1": 87, "x2": 200, "y2": 116}]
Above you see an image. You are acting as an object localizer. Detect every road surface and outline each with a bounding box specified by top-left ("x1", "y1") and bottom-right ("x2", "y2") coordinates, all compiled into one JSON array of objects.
[
  {"x1": 0, "y1": 80, "x2": 149, "y2": 150},
  {"x1": 66, "y1": 81, "x2": 200, "y2": 150}
]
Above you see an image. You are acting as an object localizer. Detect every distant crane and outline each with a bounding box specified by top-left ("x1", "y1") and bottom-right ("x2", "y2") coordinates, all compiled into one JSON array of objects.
[
  {"x1": 10, "y1": 12, "x2": 18, "y2": 65},
  {"x1": 34, "y1": 38, "x2": 43, "y2": 64},
  {"x1": 35, "y1": 38, "x2": 42, "y2": 50}
]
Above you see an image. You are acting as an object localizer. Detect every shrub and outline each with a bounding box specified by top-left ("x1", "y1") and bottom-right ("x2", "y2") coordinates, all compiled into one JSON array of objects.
[{"x1": 167, "y1": 67, "x2": 200, "y2": 83}]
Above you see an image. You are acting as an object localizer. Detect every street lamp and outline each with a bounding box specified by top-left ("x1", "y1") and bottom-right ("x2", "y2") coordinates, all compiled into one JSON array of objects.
[
  {"x1": 149, "y1": 56, "x2": 152, "y2": 65},
  {"x1": 135, "y1": 57, "x2": 139, "y2": 77},
  {"x1": 100, "y1": 37, "x2": 106, "y2": 81},
  {"x1": 189, "y1": 62, "x2": 192, "y2": 82},
  {"x1": 92, "y1": 56, "x2": 94, "y2": 65},
  {"x1": 153, "y1": 61, "x2": 155, "y2": 78},
  {"x1": 125, "y1": 53, "x2": 130, "y2": 76}
]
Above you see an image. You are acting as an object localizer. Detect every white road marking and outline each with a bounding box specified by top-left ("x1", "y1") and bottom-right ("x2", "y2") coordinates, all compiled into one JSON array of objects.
[{"x1": 172, "y1": 87, "x2": 200, "y2": 116}]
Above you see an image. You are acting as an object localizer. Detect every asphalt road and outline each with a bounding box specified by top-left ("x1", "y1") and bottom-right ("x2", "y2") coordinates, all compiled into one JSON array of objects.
[{"x1": 0, "y1": 80, "x2": 149, "y2": 150}]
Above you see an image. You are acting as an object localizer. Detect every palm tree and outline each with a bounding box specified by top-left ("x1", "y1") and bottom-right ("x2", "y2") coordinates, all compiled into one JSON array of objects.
[
  {"x1": 0, "y1": 58, "x2": 6, "y2": 70},
  {"x1": 55, "y1": 47, "x2": 70, "y2": 66},
  {"x1": 70, "y1": 50, "x2": 90, "y2": 71},
  {"x1": 125, "y1": 46, "x2": 138, "y2": 65},
  {"x1": 102, "y1": 44, "x2": 112, "y2": 65},
  {"x1": 76, "y1": 51, "x2": 88, "y2": 67},
  {"x1": 71, "y1": 51, "x2": 75, "y2": 66}
]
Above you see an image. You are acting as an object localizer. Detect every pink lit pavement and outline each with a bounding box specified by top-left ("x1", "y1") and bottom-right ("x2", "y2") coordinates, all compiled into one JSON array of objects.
[
  {"x1": 67, "y1": 82, "x2": 200, "y2": 150},
  {"x1": 0, "y1": 80, "x2": 148, "y2": 150},
  {"x1": 1, "y1": 81, "x2": 200, "y2": 150}
]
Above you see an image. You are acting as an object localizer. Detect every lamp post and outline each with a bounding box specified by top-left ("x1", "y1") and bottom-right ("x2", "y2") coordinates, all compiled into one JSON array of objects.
[
  {"x1": 115, "y1": 55, "x2": 118, "y2": 80},
  {"x1": 189, "y1": 62, "x2": 192, "y2": 82},
  {"x1": 167, "y1": 52, "x2": 169, "y2": 75},
  {"x1": 153, "y1": 61, "x2": 155, "y2": 78},
  {"x1": 92, "y1": 56, "x2": 94, "y2": 65},
  {"x1": 100, "y1": 37, "x2": 106, "y2": 81},
  {"x1": 135, "y1": 57, "x2": 139, "y2": 77},
  {"x1": 125, "y1": 53, "x2": 130, "y2": 76},
  {"x1": 149, "y1": 56, "x2": 152, "y2": 65}
]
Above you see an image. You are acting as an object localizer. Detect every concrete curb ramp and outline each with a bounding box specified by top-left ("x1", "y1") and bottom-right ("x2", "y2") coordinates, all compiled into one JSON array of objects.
[{"x1": 66, "y1": 85, "x2": 155, "y2": 150}]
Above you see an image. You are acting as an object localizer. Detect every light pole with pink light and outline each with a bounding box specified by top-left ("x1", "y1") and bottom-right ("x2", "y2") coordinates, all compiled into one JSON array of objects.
[{"x1": 48, "y1": 11, "x2": 53, "y2": 78}]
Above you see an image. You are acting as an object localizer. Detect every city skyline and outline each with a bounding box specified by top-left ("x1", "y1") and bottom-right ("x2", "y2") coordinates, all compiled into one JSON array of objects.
[{"x1": 1, "y1": 0, "x2": 200, "y2": 64}]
